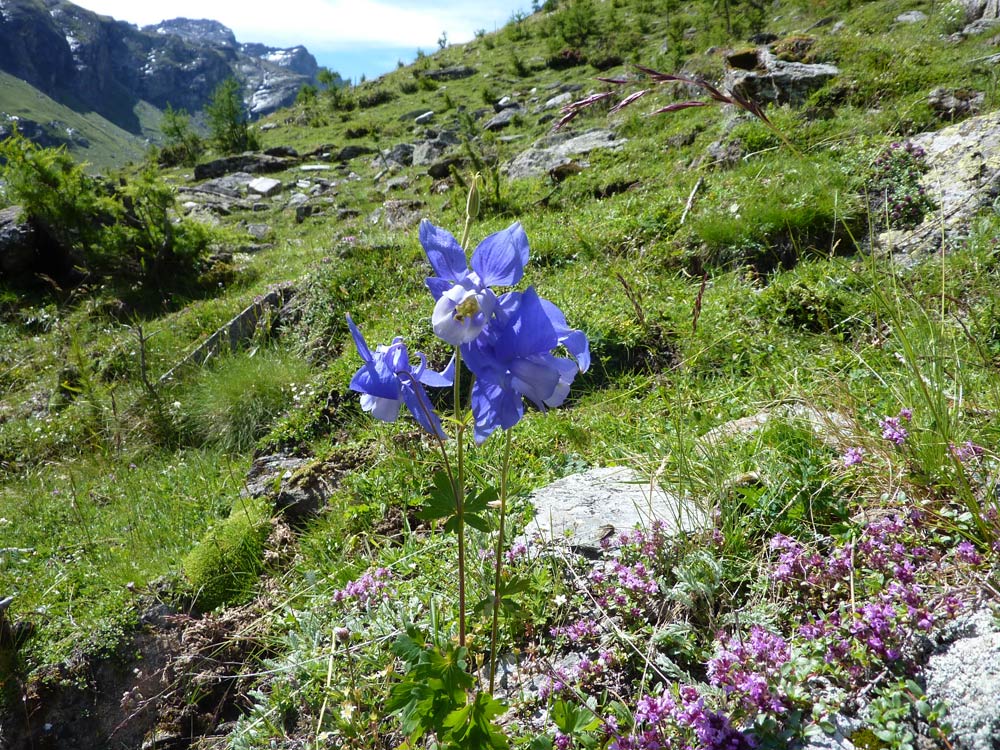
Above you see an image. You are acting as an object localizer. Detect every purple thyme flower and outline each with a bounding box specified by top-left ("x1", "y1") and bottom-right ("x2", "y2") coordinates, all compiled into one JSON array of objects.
[
  {"x1": 950, "y1": 441, "x2": 984, "y2": 463},
  {"x1": 842, "y1": 447, "x2": 864, "y2": 467},
  {"x1": 346, "y1": 314, "x2": 454, "y2": 437},
  {"x1": 332, "y1": 567, "x2": 393, "y2": 607},
  {"x1": 420, "y1": 219, "x2": 529, "y2": 345},
  {"x1": 880, "y1": 416, "x2": 908, "y2": 446},
  {"x1": 956, "y1": 540, "x2": 982, "y2": 565}
]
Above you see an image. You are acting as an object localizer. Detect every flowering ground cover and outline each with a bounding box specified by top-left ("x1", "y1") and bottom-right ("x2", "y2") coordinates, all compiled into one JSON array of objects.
[{"x1": 2, "y1": 1, "x2": 1000, "y2": 748}]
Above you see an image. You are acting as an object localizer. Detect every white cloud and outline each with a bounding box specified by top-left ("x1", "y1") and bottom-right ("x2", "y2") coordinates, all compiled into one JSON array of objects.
[{"x1": 72, "y1": 0, "x2": 526, "y2": 49}]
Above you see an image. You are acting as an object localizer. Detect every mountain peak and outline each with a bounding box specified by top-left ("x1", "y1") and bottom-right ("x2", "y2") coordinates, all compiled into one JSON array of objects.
[{"x1": 142, "y1": 17, "x2": 238, "y2": 49}]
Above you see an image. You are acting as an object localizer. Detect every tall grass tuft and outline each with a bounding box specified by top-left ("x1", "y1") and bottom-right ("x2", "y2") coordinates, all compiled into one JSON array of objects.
[{"x1": 181, "y1": 347, "x2": 313, "y2": 453}]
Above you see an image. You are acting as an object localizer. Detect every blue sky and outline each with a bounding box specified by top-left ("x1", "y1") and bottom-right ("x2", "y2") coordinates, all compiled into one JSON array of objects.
[{"x1": 72, "y1": 0, "x2": 531, "y2": 83}]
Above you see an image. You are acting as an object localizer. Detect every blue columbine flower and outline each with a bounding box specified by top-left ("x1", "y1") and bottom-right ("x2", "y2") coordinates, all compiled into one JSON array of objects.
[
  {"x1": 419, "y1": 219, "x2": 530, "y2": 346},
  {"x1": 462, "y1": 286, "x2": 589, "y2": 443},
  {"x1": 346, "y1": 314, "x2": 453, "y2": 437}
]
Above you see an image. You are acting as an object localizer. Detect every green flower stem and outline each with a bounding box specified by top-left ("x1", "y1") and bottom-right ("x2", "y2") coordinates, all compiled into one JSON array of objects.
[
  {"x1": 453, "y1": 346, "x2": 468, "y2": 649},
  {"x1": 407, "y1": 374, "x2": 466, "y2": 645},
  {"x1": 488, "y1": 428, "x2": 512, "y2": 695}
]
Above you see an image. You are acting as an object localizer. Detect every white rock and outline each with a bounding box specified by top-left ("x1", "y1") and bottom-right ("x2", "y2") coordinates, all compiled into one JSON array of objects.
[
  {"x1": 248, "y1": 177, "x2": 282, "y2": 197},
  {"x1": 525, "y1": 467, "x2": 706, "y2": 552}
]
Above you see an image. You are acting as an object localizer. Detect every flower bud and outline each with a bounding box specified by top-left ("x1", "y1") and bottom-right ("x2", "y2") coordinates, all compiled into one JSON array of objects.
[{"x1": 466, "y1": 173, "x2": 481, "y2": 222}]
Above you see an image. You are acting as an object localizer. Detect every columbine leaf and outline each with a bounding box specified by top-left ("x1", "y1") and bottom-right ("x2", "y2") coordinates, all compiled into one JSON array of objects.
[
  {"x1": 465, "y1": 486, "x2": 498, "y2": 515},
  {"x1": 391, "y1": 631, "x2": 428, "y2": 665},
  {"x1": 552, "y1": 699, "x2": 598, "y2": 735},
  {"x1": 419, "y1": 470, "x2": 457, "y2": 522},
  {"x1": 441, "y1": 691, "x2": 510, "y2": 750},
  {"x1": 465, "y1": 513, "x2": 490, "y2": 533},
  {"x1": 427, "y1": 644, "x2": 474, "y2": 701}
]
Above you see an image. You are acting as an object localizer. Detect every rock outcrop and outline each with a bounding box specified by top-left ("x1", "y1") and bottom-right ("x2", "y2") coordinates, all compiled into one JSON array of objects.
[
  {"x1": 877, "y1": 110, "x2": 1000, "y2": 258},
  {"x1": 724, "y1": 47, "x2": 839, "y2": 107},
  {"x1": 504, "y1": 129, "x2": 627, "y2": 180},
  {"x1": 524, "y1": 467, "x2": 706, "y2": 554},
  {"x1": 926, "y1": 608, "x2": 1000, "y2": 750}
]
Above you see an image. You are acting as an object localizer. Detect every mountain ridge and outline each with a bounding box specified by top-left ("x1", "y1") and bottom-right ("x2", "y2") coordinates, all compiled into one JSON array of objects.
[{"x1": 0, "y1": 0, "x2": 326, "y2": 162}]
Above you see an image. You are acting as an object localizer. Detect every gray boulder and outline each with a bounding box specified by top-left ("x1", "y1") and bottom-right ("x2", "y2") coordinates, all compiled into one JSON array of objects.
[
  {"x1": 484, "y1": 106, "x2": 523, "y2": 131},
  {"x1": 287, "y1": 193, "x2": 310, "y2": 209},
  {"x1": 524, "y1": 467, "x2": 707, "y2": 554},
  {"x1": 926, "y1": 609, "x2": 1000, "y2": 750},
  {"x1": 369, "y1": 199, "x2": 425, "y2": 230},
  {"x1": 877, "y1": 110, "x2": 1000, "y2": 258},
  {"x1": 423, "y1": 65, "x2": 476, "y2": 81},
  {"x1": 382, "y1": 143, "x2": 415, "y2": 167},
  {"x1": 958, "y1": 0, "x2": 1000, "y2": 21},
  {"x1": 504, "y1": 129, "x2": 627, "y2": 180},
  {"x1": 242, "y1": 451, "x2": 330, "y2": 521},
  {"x1": 427, "y1": 156, "x2": 465, "y2": 179},
  {"x1": 193, "y1": 154, "x2": 296, "y2": 180},
  {"x1": 725, "y1": 48, "x2": 839, "y2": 107},
  {"x1": 189, "y1": 172, "x2": 254, "y2": 198},
  {"x1": 0, "y1": 206, "x2": 36, "y2": 278},
  {"x1": 539, "y1": 91, "x2": 574, "y2": 112},
  {"x1": 928, "y1": 87, "x2": 985, "y2": 120},
  {"x1": 895, "y1": 10, "x2": 928, "y2": 22},
  {"x1": 336, "y1": 145, "x2": 376, "y2": 162},
  {"x1": 413, "y1": 131, "x2": 460, "y2": 167}
]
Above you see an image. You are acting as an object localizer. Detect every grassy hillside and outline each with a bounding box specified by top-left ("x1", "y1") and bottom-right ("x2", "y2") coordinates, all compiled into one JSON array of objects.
[
  {"x1": 2, "y1": 0, "x2": 1000, "y2": 747},
  {"x1": 0, "y1": 71, "x2": 150, "y2": 169}
]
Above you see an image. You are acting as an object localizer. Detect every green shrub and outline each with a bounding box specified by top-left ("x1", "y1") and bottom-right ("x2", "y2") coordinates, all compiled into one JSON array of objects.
[
  {"x1": 864, "y1": 141, "x2": 934, "y2": 230},
  {"x1": 182, "y1": 496, "x2": 271, "y2": 611},
  {"x1": 157, "y1": 103, "x2": 204, "y2": 167},
  {"x1": 755, "y1": 260, "x2": 863, "y2": 337},
  {"x1": 548, "y1": 0, "x2": 600, "y2": 47},
  {"x1": 206, "y1": 77, "x2": 260, "y2": 154},
  {"x1": 357, "y1": 88, "x2": 397, "y2": 109},
  {"x1": 0, "y1": 131, "x2": 212, "y2": 280}
]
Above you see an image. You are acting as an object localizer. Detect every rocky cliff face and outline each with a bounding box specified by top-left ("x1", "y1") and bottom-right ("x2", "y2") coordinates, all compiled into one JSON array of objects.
[{"x1": 0, "y1": 0, "x2": 322, "y2": 134}]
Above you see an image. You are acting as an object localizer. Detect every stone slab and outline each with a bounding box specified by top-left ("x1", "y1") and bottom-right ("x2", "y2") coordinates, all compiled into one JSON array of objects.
[{"x1": 525, "y1": 467, "x2": 706, "y2": 553}]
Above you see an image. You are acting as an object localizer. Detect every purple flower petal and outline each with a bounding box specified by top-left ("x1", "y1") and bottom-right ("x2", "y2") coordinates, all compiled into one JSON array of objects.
[
  {"x1": 399, "y1": 376, "x2": 446, "y2": 438},
  {"x1": 418, "y1": 353, "x2": 455, "y2": 388},
  {"x1": 495, "y1": 287, "x2": 558, "y2": 359},
  {"x1": 540, "y1": 298, "x2": 590, "y2": 372},
  {"x1": 419, "y1": 219, "x2": 469, "y2": 281},
  {"x1": 425, "y1": 276, "x2": 454, "y2": 301},
  {"x1": 470, "y1": 221, "x2": 529, "y2": 287},
  {"x1": 346, "y1": 313, "x2": 373, "y2": 363},
  {"x1": 471, "y1": 380, "x2": 524, "y2": 444}
]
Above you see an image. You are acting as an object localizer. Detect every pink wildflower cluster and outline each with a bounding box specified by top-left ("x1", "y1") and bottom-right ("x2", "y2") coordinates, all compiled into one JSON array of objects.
[
  {"x1": 589, "y1": 560, "x2": 660, "y2": 621},
  {"x1": 332, "y1": 567, "x2": 393, "y2": 607},
  {"x1": 842, "y1": 447, "x2": 864, "y2": 467},
  {"x1": 879, "y1": 408, "x2": 912, "y2": 446},
  {"x1": 707, "y1": 627, "x2": 791, "y2": 715},
  {"x1": 769, "y1": 513, "x2": 968, "y2": 682},
  {"x1": 589, "y1": 521, "x2": 677, "y2": 622},
  {"x1": 551, "y1": 618, "x2": 601, "y2": 644},
  {"x1": 608, "y1": 685, "x2": 755, "y2": 750},
  {"x1": 538, "y1": 650, "x2": 617, "y2": 701},
  {"x1": 950, "y1": 441, "x2": 984, "y2": 463}
]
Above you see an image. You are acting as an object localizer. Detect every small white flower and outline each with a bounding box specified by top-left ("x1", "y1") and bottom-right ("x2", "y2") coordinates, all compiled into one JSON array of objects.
[{"x1": 553, "y1": 594, "x2": 568, "y2": 606}]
